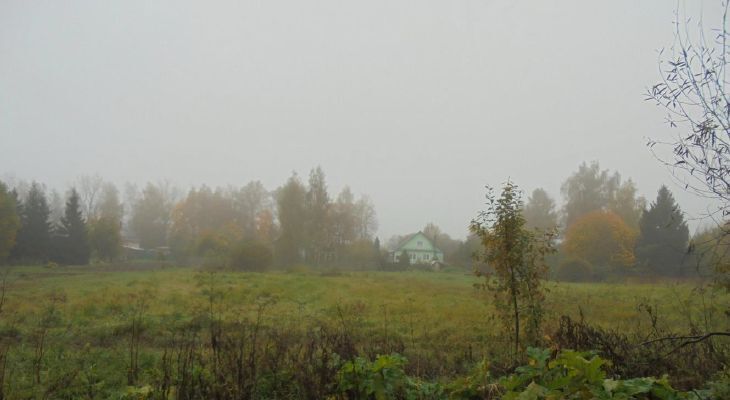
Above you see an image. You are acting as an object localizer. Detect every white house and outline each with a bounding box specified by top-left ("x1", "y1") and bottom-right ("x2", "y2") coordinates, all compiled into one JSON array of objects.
[{"x1": 389, "y1": 231, "x2": 444, "y2": 264}]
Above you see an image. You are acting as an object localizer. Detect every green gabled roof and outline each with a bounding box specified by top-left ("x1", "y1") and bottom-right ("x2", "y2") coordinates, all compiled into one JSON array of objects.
[{"x1": 392, "y1": 231, "x2": 442, "y2": 253}]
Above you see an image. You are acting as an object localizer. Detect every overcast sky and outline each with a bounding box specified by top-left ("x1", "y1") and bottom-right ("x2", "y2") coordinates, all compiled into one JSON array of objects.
[{"x1": 0, "y1": 0, "x2": 723, "y2": 239}]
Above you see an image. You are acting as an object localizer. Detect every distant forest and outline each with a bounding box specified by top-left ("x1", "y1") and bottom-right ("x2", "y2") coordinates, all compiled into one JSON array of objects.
[{"x1": 0, "y1": 161, "x2": 724, "y2": 280}]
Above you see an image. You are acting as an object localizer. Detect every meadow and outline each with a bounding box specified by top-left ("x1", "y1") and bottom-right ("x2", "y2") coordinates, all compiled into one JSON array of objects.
[{"x1": 0, "y1": 265, "x2": 726, "y2": 398}]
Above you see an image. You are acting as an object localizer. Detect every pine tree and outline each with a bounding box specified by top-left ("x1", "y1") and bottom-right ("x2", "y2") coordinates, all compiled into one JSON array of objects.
[
  {"x1": 636, "y1": 186, "x2": 690, "y2": 276},
  {"x1": 12, "y1": 182, "x2": 51, "y2": 263},
  {"x1": 54, "y1": 189, "x2": 90, "y2": 265}
]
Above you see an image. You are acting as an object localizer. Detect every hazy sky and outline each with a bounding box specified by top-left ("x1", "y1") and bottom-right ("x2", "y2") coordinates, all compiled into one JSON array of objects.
[{"x1": 0, "y1": 0, "x2": 723, "y2": 239}]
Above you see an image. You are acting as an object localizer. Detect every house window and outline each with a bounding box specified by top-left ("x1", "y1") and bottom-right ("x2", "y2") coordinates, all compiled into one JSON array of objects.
[
  {"x1": 417, "y1": 241, "x2": 423, "y2": 247},
  {"x1": 425, "y1": 254, "x2": 430, "y2": 260}
]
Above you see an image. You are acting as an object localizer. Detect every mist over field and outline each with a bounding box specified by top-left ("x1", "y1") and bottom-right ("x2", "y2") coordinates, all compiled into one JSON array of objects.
[
  {"x1": 1, "y1": 1, "x2": 729, "y2": 399},
  {"x1": 1, "y1": 0, "x2": 723, "y2": 239}
]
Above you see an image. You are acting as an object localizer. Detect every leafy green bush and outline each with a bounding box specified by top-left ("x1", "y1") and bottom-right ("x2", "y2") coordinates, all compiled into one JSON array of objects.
[
  {"x1": 705, "y1": 368, "x2": 730, "y2": 399},
  {"x1": 500, "y1": 347, "x2": 685, "y2": 400},
  {"x1": 446, "y1": 359, "x2": 499, "y2": 399},
  {"x1": 337, "y1": 354, "x2": 443, "y2": 399}
]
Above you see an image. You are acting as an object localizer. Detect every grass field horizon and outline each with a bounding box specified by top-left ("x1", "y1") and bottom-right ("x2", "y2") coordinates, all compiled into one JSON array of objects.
[{"x1": 4, "y1": 264, "x2": 722, "y2": 340}]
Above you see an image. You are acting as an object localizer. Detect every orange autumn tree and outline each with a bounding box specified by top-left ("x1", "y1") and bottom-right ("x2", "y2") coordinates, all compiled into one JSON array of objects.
[{"x1": 563, "y1": 210, "x2": 637, "y2": 268}]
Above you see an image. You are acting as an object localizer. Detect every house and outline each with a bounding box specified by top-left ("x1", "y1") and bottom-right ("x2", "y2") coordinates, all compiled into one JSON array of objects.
[{"x1": 389, "y1": 231, "x2": 444, "y2": 265}]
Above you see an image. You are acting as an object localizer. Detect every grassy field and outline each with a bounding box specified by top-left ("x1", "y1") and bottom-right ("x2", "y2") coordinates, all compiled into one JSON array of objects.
[
  {"x1": 6, "y1": 264, "x2": 718, "y2": 328},
  {"x1": 4, "y1": 265, "x2": 723, "y2": 350},
  {"x1": 0, "y1": 265, "x2": 726, "y2": 398}
]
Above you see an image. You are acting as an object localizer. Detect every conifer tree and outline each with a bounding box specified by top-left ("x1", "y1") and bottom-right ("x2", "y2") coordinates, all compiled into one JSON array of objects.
[
  {"x1": 12, "y1": 182, "x2": 51, "y2": 263},
  {"x1": 55, "y1": 189, "x2": 90, "y2": 265},
  {"x1": 636, "y1": 185, "x2": 689, "y2": 276},
  {"x1": 373, "y1": 237, "x2": 382, "y2": 267}
]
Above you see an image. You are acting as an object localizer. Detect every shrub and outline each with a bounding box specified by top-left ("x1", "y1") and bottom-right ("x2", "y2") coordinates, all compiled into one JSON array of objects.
[
  {"x1": 337, "y1": 354, "x2": 443, "y2": 399},
  {"x1": 499, "y1": 347, "x2": 683, "y2": 400},
  {"x1": 228, "y1": 241, "x2": 273, "y2": 272}
]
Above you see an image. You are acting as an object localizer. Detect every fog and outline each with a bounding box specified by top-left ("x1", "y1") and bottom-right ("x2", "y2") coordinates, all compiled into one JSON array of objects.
[{"x1": 0, "y1": 0, "x2": 720, "y2": 239}]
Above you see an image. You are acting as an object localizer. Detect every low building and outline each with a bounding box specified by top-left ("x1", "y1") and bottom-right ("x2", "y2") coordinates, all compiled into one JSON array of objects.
[{"x1": 389, "y1": 231, "x2": 444, "y2": 265}]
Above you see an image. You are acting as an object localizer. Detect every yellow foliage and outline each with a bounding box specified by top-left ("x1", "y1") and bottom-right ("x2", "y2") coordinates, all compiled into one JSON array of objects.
[{"x1": 563, "y1": 210, "x2": 637, "y2": 268}]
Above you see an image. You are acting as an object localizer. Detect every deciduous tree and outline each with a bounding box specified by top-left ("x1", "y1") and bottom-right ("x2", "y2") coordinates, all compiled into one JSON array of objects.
[
  {"x1": 233, "y1": 181, "x2": 271, "y2": 240},
  {"x1": 523, "y1": 188, "x2": 559, "y2": 231},
  {"x1": 609, "y1": 179, "x2": 646, "y2": 231},
  {"x1": 563, "y1": 210, "x2": 637, "y2": 269},
  {"x1": 77, "y1": 174, "x2": 104, "y2": 220},
  {"x1": 305, "y1": 166, "x2": 330, "y2": 265},
  {"x1": 169, "y1": 186, "x2": 239, "y2": 258},
  {"x1": 90, "y1": 217, "x2": 121, "y2": 262},
  {"x1": 130, "y1": 182, "x2": 176, "y2": 249},
  {"x1": 354, "y1": 195, "x2": 378, "y2": 240},
  {"x1": 332, "y1": 186, "x2": 357, "y2": 247},
  {"x1": 0, "y1": 182, "x2": 20, "y2": 263},
  {"x1": 646, "y1": 3, "x2": 730, "y2": 218},
  {"x1": 470, "y1": 181, "x2": 555, "y2": 357},
  {"x1": 276, "y1": 174, "x2": 307, "y2": 266},
  {"x1": 89, "y1": 183, "x2": 123, "y2": 262},
  {"x1": 561, "y1": 162, "x2": 620, "y2": 227}
]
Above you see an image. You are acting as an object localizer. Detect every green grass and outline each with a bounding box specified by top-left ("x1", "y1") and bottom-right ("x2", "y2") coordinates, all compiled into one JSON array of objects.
[
  {"x1": 4, "y1": 265, "x2": 722, "y2": 343},
  {"x1": 0, "y1": 265, "x2": 726, "y2": 398}
]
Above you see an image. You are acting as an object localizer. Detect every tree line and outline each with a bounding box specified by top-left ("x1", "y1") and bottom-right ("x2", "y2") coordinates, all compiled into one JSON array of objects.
[
  {"x1": 512, "y1": 161, "x2": 704, "y2": 280},
  {"x1": 0, "y1": 166, "x2": 380, "y2": 270},
  {"x1": 387, "y1": 160, "x2": 712, "y2": 280},
  {"x1": 0, "y1": 159, "x2": 719, "y2": 278}
]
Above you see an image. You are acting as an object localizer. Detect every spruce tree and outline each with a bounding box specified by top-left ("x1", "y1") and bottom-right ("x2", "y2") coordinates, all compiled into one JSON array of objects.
[
  {"x1": 12, "y1": 182, "x2": 51, "y2": 263},
  {"x1": 636, "y1": 186, "x2": 690, "y2": 276},
  {"x1": 54, "y1": 189, "x2": 90, "y2": 265}
]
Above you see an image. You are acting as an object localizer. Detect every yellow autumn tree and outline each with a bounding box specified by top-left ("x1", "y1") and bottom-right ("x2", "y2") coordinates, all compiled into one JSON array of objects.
[
  {"x1": 168, "y1": 186, "x2": 242, "y2": 259},
  {"x1": 563, "y1": 210, "x2": 637, "y2": 268}
]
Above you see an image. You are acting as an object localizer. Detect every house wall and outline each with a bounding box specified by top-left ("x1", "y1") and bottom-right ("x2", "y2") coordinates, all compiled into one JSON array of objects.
[
  {"x1": 391, "y1": 249, "x2": 444, "y2": 264},
  {"x1": 390, "y1": 233, "x2": 444, "y2": 264}
]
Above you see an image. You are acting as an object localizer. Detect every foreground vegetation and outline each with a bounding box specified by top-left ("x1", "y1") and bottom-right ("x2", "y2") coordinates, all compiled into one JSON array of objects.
[{"x1": 0, "y1": 265, "x2": 727, "y2": 398}]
